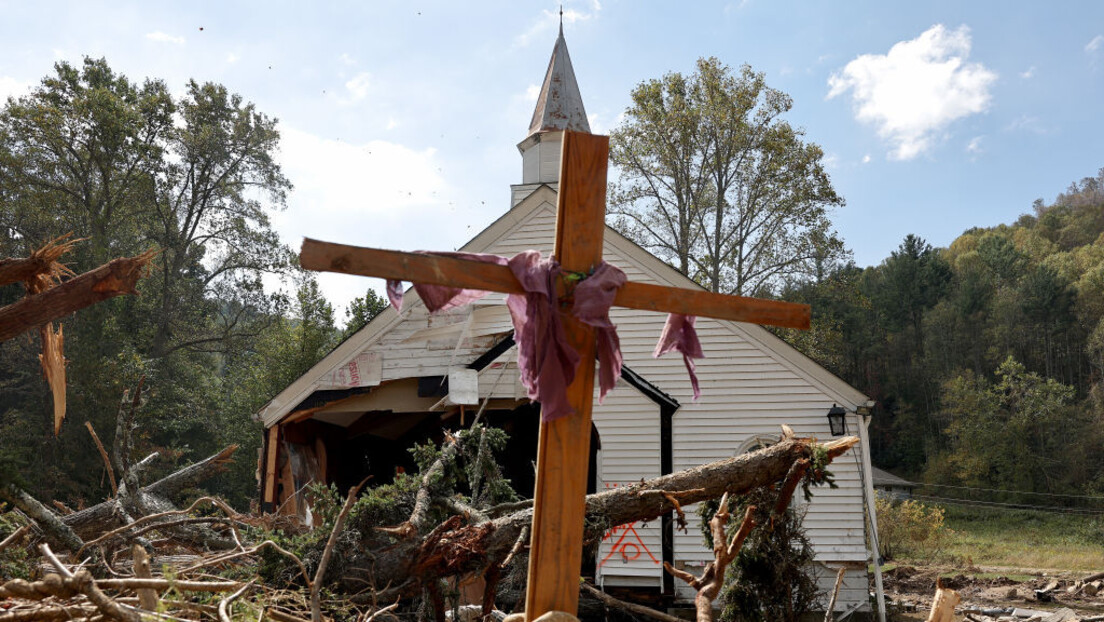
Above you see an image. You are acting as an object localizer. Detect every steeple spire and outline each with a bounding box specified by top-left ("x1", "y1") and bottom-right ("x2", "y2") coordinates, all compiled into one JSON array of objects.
[
  {"x1": 511, "y1": 21, "x2": 592, "y2": 203},
  {"x1": 527, "y1": 20, "x2": 590, "y2": 137}
]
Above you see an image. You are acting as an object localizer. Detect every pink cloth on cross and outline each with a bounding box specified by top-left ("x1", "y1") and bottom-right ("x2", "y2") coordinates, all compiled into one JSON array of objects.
[
  {"x1": 386, "y1": 250, "x2": 700, "y2": 418},
  {"x1": 654, "y1": 313, "x2": 704, "y2": 400},
  {"x1": 386, "y1": 251, "x2": 508, "y2": 313}
]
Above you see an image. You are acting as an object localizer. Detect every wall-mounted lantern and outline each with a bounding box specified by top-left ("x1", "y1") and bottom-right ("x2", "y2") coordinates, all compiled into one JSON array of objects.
[{"x1": 827, "y1": 404, "x2": 847, "y2": 436}]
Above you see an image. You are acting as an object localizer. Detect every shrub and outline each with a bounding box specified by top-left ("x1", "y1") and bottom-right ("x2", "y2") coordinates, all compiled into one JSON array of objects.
[{"x1": 875, "y1": 493, "x2": 950, "y2": 561}]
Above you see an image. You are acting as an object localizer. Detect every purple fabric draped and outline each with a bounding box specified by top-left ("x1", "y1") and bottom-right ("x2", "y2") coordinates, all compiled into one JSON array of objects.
[
  {"x1": 386, "y1": 250, "x2": 698, "y2": 419},
  {"x1": 503, "y1": 251, "x2": 577, "y2": 420},
  {"x1": 386, "y1": 252, "x2": 508, "y2": 313},
  {"x1": 570, "y1": 261, "x2": 626, "y2": 406},
  {"x1": 653, "y1": 313, "x2": 705, "y2": 400}
]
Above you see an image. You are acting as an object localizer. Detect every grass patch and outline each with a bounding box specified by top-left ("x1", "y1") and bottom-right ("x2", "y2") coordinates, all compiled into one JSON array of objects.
[{"x1": 894, "y1": 502, "x2": 1104, "y2": 571}]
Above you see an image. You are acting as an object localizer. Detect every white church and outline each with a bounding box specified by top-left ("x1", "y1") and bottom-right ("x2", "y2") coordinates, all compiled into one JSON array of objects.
[{"x1": 257, "y1": 26, "x2": 883, "y2": 619}]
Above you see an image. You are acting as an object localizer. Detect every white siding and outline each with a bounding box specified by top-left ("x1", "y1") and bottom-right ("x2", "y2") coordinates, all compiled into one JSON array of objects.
[
  {"x1": 813, "y1": 565, "x2": 872, "y2": 615},
  {"x1": 593, "y1": 383, "x2": 663, "y2": 587}
]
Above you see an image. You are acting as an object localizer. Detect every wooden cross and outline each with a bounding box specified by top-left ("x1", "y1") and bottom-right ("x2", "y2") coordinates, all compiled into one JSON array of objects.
[{"x1": 299, "y1": 130, "x2": 810, "y2": 620}]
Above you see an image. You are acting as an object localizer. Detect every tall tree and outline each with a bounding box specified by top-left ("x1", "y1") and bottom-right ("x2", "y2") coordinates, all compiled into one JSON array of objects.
[
  {"x1": 0, "y1": 58, "x2": 294, "y2": 504},
  {"x1": 343, "y1": 288, "x2": 389, "y2": 338},
  {"x1": 148, "y1": 79, "x2": 292, "y2": 357},
  {"x1": 609, "y1": 58, "x2": 845, "y2": 295}
]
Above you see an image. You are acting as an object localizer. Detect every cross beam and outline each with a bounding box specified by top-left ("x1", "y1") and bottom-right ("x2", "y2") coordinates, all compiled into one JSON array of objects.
[
  {"x1": 298, "y1": 244, "x2": 810, "y2": 330},
  {"x1": 299, "y1": 131, "x2": 810, "y2": 620}
]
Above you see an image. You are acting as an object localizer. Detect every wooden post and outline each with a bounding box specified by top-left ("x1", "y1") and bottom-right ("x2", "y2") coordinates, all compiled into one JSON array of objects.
[
  {"x1": 524, "y1": 131, "x2": 609, "y2": 619},
  {"x1": 262, "y1": 426, "x2": 280, "y2": 512}
]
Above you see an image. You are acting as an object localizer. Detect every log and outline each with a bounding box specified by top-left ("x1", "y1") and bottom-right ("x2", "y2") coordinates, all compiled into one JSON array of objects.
[
  {"x1": 345, "y1": 433, "x2": 859, "y2": 601},
  {"x1": 0, "y1": 250, "x2": 154, "y2": 343},
  {"x1": 0, "y1": 485, "x2": 85, "y2": 553}
]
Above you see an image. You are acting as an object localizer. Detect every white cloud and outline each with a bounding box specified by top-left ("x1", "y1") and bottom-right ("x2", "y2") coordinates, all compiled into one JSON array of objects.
[
  {"x1": 345, "y1": 72, "x2": 371, "y2": 101},
  {"x1": 1020, "y1": 66, "x2": 1035, "y2": 79},
  {"x1": 339, "y1": 53, "x2": 356, "y2": 66},
  {"x1": 587, "y1": 113, "x2": 606, "y2": 134},
  {"x1": 1086, "y1": 35, "x2": 1104, "y2": 53},
  {"x1": 385, "y1": 117, "x2": 398, "y2": 130},
  {"x1": 966, "y1": 136, "x2": 983, "y2": 153},
  {"x1": 274, "y1": 127, "x2": 452, "y2": 314},
  {"x1": 827, "y1": 24, "x2": 997, "y2": 160},
  {"x1": 145, "y1": 31, "x2": 185, "y2": 45},
  {"x1": 226, "y1": 53, "x2": 240, "y2": 64},
  {"x1": 724, "y1": 1, "x2": 750, "y2": 15},
  {"x1": 1005, "y1": 114, "x2": 1050, "y2": 135},
  {"x1": 0, "y1": 76, "x2": 32, "y2": 102},
  {"x1": 524, "y1": 84, "x2": 541, "y2": 102},
  {"x1": 514, "y1": 1, "x2": 602, "y2": 48},
  {"x1": 862, "y1": 154, "x2": 871, "y2": 164}
]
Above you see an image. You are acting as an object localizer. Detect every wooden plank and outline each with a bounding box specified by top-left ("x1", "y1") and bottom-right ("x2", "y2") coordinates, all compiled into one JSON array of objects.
[
  {"x1": 525, "y1": 130, "x2": 608, "y2": 620},
  {"x1": 299, "y1": 239, "x2": 810, "y2": 329},
  {"x1": 617, "y1": 281, "x2": 810, "y2": 329},
  {"x1": 262, "y1": 426, "x2": 280, "y2": 511}
]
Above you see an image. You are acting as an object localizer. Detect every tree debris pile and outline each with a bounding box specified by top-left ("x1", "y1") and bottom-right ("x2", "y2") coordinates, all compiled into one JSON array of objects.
[{"x1": 0, "y1": 380, "x2": 860, "y2": 622}]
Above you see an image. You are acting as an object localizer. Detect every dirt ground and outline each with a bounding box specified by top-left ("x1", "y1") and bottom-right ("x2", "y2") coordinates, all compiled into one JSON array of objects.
[{"x1": 880, "y1": 565, "x2": 1104, "y2": 620}]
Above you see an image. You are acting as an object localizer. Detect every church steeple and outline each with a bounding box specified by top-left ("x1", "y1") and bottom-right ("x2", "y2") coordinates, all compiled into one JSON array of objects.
[
  {"x1": 513, "y1": 24, "x2": 590, "y2": 204},
  {"x1": 527, "y1": 20, "x2": 590, "y2": 137}
]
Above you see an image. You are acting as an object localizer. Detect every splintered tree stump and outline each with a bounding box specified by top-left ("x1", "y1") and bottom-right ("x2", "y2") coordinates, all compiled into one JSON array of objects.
[{"x1": 926, "y1": 579, "x2": 961, "y2": 622}]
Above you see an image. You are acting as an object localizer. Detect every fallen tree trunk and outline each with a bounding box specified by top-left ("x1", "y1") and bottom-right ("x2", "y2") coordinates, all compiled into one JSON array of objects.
[
  {"x1": 0, "y1": 249, "x2": 154, "y2": 343},
  {"x1": 0, "y1": 485, "x2": 85, "y2": 553},
  {"x1": 62, "y1": 445, "x2": 239, "y2": 540},
  {"x1": 346, "y1": 433, "x2": 859, "y2": 601}
]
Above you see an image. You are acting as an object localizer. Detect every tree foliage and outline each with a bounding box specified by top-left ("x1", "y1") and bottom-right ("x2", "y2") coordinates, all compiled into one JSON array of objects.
[
  {"x1": 782, "y1": 168, "x2": 1104, "y2": 500},
  {"x1": 609, "y1": 58, "x2": 846, "y2": 295},
  {"x1": 0, "y1": 58, "x2": 308, "y2": 508}
]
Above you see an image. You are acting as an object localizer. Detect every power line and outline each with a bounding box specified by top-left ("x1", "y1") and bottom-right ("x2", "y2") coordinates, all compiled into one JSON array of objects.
[
  {"x1": 916, "y1": 481, "x2": 1104, "y2": 502},
  {"x1": 911, "y1": 494, "x2": 1104, "y2": 516}
]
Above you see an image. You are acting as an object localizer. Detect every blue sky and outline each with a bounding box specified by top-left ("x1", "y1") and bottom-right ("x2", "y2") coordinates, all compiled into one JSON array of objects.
[{"x1": 2, "y1": 1, "x2": 1102, "y2": 315}]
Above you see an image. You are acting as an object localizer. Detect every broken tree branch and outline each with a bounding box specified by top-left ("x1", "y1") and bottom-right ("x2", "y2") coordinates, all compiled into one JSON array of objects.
[
  {"x1": 59, "y1": 445, "x2": 238, "y2": 545},
  {"x1": 824, "y1": 566, "x2": 846, "y2": 622},
  {"x1": 77, "y1": 495, "x2": 243, "y2": 556},
  {"x1": 580, "y1": 582, "x2": 686, "y2": 622},
  {"x1": 0, "y1": 234, "x2": 79, "y2": 289},
  {"x1": 217, "y1": 580, "x2": 254, "y2": 622},
  {"x1": 179, "y1": 539, "x2": 311, "y2": 585},
  {"x1": 312, "y1": 478, "x2": 369, "y2": 622},
  {"x1": 0, "y1": 249, "x2": 155, "y2": 343},
  {"x1": 0, "y1": 524, "x2": 32, "y2": 553},
  {"x1": 86, "y1": 421, "x2": 118, "y2": 497},
  {"x1": 346, "y1": 432, "x2": 859, "y2": 602},
  {"x1": 663, "y1": 496, "x2": 757, "y2": 622}
]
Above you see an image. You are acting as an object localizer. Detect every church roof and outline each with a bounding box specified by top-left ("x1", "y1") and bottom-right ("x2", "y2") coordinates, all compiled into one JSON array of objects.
[{"x1": 527, "y1": 24, "x2": 590, "y2": 137}]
